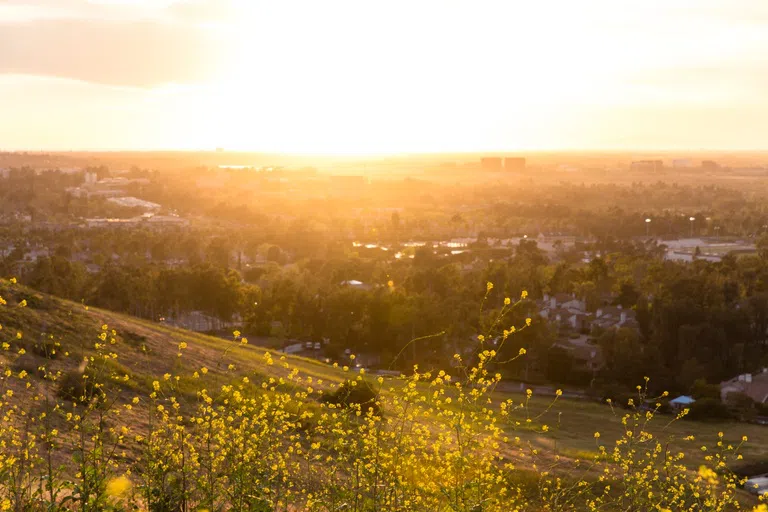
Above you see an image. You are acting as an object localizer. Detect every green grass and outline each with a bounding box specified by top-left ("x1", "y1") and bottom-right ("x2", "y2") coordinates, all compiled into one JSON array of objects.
[{"x1": 491, "y1": 391, "x2": 768, "y2": 468}]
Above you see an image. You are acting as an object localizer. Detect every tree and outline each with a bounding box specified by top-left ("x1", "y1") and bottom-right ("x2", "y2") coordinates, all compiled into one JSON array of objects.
[
  {"x1": 27, "y1": 256, "x2": 89, "y2": 301},
  {"x1": 615, "y1": 280, "x2": 639, "y2": 309}
]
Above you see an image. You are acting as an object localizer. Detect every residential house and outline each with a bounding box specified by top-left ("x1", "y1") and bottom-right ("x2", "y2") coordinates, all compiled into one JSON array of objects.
[
  {"x1": 720, "y1": 370, "x2": 768, "y2": 403},
  {"x1": 539, "y1": 294, "x2": 590, "y2": 332},
  {"x1": 592, "y1": 306, "x2": 638, "y2": 331},
  {"x1": 553, "y1": 337, "x2": 603, "y2": 373}
]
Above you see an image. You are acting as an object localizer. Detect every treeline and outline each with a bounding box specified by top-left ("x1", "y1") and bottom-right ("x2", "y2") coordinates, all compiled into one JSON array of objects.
[
  {"x1": 7, "y1": 165, "x2": 768, "y2": 242},
  {"x1": 12, "y1": 232, "x2": 768, "y2": 395}
]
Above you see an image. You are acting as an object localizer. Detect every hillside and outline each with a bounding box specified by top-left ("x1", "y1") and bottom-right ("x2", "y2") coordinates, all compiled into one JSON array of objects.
[
  {"x1": 0, "y1": 277, "x2": 346, "y2": 389},
  {"x1": 0, "y1": 278, "x2": 765, "y2": 510}
]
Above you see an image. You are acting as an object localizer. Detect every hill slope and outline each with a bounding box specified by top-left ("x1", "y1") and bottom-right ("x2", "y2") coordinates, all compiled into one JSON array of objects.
[
  {"x1": 0, "y1": 278, "x2": 346, "y2": 393},
  {"x1": 0, "y1": 278, "x2": 764, "y2": 509}
]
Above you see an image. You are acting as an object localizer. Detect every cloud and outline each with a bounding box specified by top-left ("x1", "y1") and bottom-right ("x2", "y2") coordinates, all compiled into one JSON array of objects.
[{"x1": 0, "y1": 17, "x2": 229, "y2": 87}]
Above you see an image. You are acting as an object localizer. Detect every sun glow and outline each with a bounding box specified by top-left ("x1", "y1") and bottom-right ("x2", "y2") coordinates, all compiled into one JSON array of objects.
[
  {"x1": 198, "y1": 1, "x2": 621, "y2": 153},
  {"x1": 3, "y1": 0, "x2": 768, "y2": 151}
]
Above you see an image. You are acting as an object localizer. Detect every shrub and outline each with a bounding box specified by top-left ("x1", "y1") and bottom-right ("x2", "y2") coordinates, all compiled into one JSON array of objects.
[
  {"x1": 24, "y1": 293, "x2": 56, "y2": 311},
  {"x1": 686, "y1": 397, "x2": 733, "y2": 421},
  {"x1": 31, "y1": 340, "x2": 60, "y2": 359},
  {"x1": 725, "y1": 392, "x2": 758, "y2": 422},
  {"x1": 690, "y1": 378, "x2": 721, "y2": 401},
  {"x1": 321, "y1": 379, "x2": 380, "y2": 416},
  {"x1": 57, "y1": 368, "x2": 105, "y2": 404},
  {"x1": 11, "y1": 353, "x2": 48, "y2": 379},
  {"x1": 122, "y1": 330, "x2": 150, "y2": 353}
]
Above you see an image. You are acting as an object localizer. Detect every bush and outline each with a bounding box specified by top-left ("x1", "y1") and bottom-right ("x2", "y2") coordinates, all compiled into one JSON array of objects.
[
  {"x1": 686, "y1": 398, "x2": 732, "y2": 421},
  {"x1": 756, "y1": 401, "x2": 768, "y2": 416},
  {"x1": 57, "y1": 368, "x2": 105, "y2": 404},
  {"x1": 11, "y1": 354, "x2": 48, "y2": 379},
  {"x1": 725, "y1": 392, "x2": 758, "y2": 422},
  {"x1": 690, "y1": 378, "x2": 721, "y2": 400},
  {"x1": 24, "y1": 293, "x2": 56, "y2": 311},
  {"x1": 122, "y1": 331, "x2": 150, "y2": 353},
  {"x1": 31, "y1": 340, "x2": 60, "y2": 359},
  {"x1": 321, "y1": 379, "x2": 380, "y2": 416}
]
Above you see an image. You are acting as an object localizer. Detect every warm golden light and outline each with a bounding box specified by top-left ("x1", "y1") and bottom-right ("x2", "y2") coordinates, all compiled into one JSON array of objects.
[{"x1": 2, "y1": 0, "x2": 768, "y2": 152}]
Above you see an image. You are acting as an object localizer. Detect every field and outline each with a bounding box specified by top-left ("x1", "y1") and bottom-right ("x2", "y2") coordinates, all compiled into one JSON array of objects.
[{"x1": 0, "y1": 278, "x2": 765, "y2": 509}]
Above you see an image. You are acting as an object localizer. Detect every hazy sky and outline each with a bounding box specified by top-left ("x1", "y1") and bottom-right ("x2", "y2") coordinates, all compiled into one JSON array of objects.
[{"x1": 2, "y1": 0, "x2": 768, "y2": 153}]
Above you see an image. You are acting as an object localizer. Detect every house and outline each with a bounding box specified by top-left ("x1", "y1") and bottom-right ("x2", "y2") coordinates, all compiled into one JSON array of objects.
[
  {"x1": 669, "y1": 395, "x2": 696, "y2": 411},
  {"x1": 540, "y1": 293, "x2": 586, "y2": 314},
  {"x1": 548, "y1": 309, "x2": 592, "y2": 331},
  {"x1": 539, "y1": 294, "x2": 591, "y2": 332},
  {"x1": 591, "y1": 306, "x2": 637, "y2": 331},
  {"x1": 554, "y1": 337, "x2": 603, "y2": 373},
  {"x1": 720, "y1": 370, "x2": 768, "y2": 403}
]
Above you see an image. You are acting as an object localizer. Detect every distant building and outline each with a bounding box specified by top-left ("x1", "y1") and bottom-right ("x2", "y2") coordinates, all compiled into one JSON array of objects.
[
  {"x1": 702, "y1": 160, "x2": 719, "y2": 170},
  {"x1": 480, "y1": 157, "x2": 503, "y2": 171},
  {"x1": 720, "y1": 370, "x2": 768, "y2": 403},
  {"x1": 504, "y1": 157, "x2": 526, "y2": 171},
  {"x1": 0, "y1": 168, "x2": 9, "y2": 179},
  {"x1": 66, "y1": 187, "x2": 121, "y2": 199},
  {"x1": 630, "y1": 160, "x2": 663, "y2": 172},
  {"x1": 672, "y1": 159, "x2": 691, "y2": 168},
  {"x1": 84, "y1": 214, "x2": 188, "y2": 229},
  {"x1": 592, "y1": 306, "x2": 637, "y2": 331},
  {"x1": 146, "y1": 215, "x2": 189, "y2": 228},
  {"x1": 107, "y1": 197, "x2": 161, "y2": 210}
]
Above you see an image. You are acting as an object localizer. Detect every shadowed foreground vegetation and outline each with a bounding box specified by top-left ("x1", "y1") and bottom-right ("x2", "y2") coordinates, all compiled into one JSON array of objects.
[{"x1": 0, "y1": 278, "x2": 765, "y2": 511}]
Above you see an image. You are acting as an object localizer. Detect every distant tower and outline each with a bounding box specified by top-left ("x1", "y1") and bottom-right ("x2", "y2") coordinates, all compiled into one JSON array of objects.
[
  {"x1": 504, "y1": 157, "x2": 526, "y2": 171},
  {"x1": 480, "y1": 157, "x2": 503, "y2": 171}
]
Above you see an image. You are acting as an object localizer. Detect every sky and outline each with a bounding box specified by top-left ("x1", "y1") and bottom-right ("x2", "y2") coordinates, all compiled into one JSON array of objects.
[{"x1": 1, "y1": 0, "x2": 768, "y2": 153}]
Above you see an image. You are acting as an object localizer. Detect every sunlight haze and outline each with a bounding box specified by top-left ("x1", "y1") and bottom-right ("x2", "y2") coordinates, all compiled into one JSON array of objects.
[{"x1": 2, "y1": 0, "x2": 768, "y2": 152}]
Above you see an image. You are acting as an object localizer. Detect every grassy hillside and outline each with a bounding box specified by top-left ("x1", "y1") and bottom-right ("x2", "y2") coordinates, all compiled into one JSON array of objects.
[
  {"x1": 0, "y1": 278, "x2": 764, "y2": 510},
  {"x1": 0, "y1": 278, "x2": 345, "y2": 387}
]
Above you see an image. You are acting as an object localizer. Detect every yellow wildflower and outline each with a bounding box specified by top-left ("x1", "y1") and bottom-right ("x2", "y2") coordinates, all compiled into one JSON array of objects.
[{"x1": 106, "y1": 476, "x2": 132, "y2": 497}]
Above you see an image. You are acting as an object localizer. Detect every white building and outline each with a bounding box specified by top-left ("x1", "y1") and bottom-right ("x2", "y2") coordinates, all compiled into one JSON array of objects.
[{"x1": 107, "y1": 197, "x2": 161, "y2": 210}]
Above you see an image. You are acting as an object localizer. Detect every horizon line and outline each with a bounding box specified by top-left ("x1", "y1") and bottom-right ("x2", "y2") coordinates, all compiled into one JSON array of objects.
[{"x1": 4, "y1": 148, "x2": 768, "y2": 157}]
